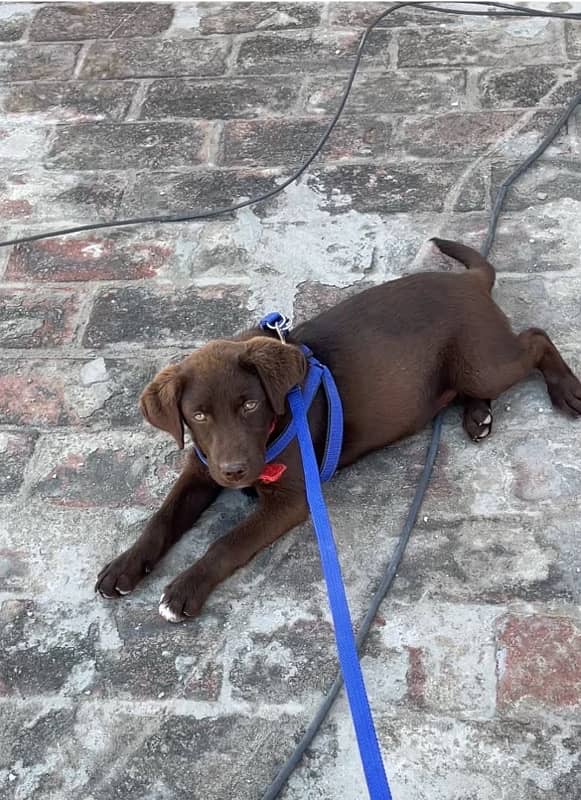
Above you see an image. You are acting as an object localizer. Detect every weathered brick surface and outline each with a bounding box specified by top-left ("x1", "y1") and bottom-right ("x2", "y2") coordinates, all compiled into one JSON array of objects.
[
  {"x1": 0, "y1": 80, "x2": 138, "y2": 123},
  {"x1": 304, "y1": 69, "x2": 466, "y2": 115},
  {"x1": 120, "y1": 168, "x2": 280, "y2": 218},
  {"x1": 398, "y1": 22, "x2": 564, "y2": 67},
  {"x1": 141, "y1": 76, "x2": 299, "y2": 120},
  {"x1": 28, "y1": 431, "x2": 179, "y2": 509},
  {"x1": 0, "y1": 432, "x2": 37, "y2": 499},
  {"x1": 0, "y1": 289, "x2": 79, "y2": 349},
  {"x1": 94, "y1": 604, "x2": 227, "y2": 700},
  {"x1": 398, "y1": 110, "x2": 570, "y2": 160},
  {"x1": 0, "y1": 4, "x2": 34, "y2": 41},
  {"x1": 293, "y1": 280, "x2": 373, "y2": 323},
  {"x1": 30, "y1": 3, "x2": 174, "y2": 41},
  {"x1": 0, "y1": 357, "x2": 156, "y2": 427},
  {"x1": 497, "y1": 615, "x2": 581, "y2": 714},
  {"x1": 306, "y1": 163, "x2": 486, "y2": 214},
  {"x1": 0, "y1": 43, "x2": 80, "y2": 83},
  {"x1": 83, "y1": 285, "x2": 252, "y2": 347},
  {"x1": 221, "y1": 117, "x2": 392, "y2": 167},
  {"x1": 329, "y1": 2, "x2": 461, "y2": 28},
  {"x1": 478, "y1": 65, "x2": 581, "y2": 109},
  {"x1": 565, "y1": 21, "x2": 581, "y2": 58},
  {"x1": 197, "y1": 2, "x2": 322, "y2": 35},
  {"x1": 490, "y1": 160, "x2": 581, "y2": 211},
  {"x1": 0, "y1": 171, "x2": 126, "y2": 226},
  {"x1": 45, "y1": 121, "x2": 209, "y2": 171},
  {"x1": 398, "y1": 110, "x2": 523, "y2": 159},
  {"x1": 7, "y1": 234, "x2": 173, "y2": 282},
  {"x1": 3, "y1": 7, "x2": 581, "y2": 800},
  {"x1": 236, "y1": 30, "x2": 361, "y2": 74},
  {"x1": 442, "y1": 206, "x2": 581, "y2": 274},
  {"x1": 81, "y1": 37, "x2": 230, "y2": 79},
  {"x1": 0, "y1": 599, "x2": 97, "y2": 695},
  {"x1": 498, "y1": 275, "x2": 581, "y2": 345},
  {"x1": 393, "y1": 517, "x2": 579, "y2": 604}
]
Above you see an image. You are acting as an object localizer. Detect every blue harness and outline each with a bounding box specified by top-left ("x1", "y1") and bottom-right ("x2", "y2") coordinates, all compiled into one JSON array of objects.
[{"x1": 195, "y1": 312, "x2": 392, "y2": 800}]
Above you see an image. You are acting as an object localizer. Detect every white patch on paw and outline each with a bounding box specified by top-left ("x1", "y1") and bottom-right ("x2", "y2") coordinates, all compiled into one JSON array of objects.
[
  {"x1": 476, "y1": 429, "x2": 491, "y2": 440},
  {"x1": 117, "y1": 587, "x2": 132, "y2": 595},
  {"x1": 158, "y1": 595, "x2": 183, "y2": 623},
  {"x1": 482, "y1": 414, "x2": 492, "y2": 425}
]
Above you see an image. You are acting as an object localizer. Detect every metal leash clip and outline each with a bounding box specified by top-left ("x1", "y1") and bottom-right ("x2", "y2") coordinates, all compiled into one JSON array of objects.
[{"x1": 259, "y1": 312, "x2": 292, "y2": 343}]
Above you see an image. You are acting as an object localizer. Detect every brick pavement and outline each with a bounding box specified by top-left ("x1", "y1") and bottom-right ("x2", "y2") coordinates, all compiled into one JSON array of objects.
[{"x1": 0, "y1": 3, "x2": 580, "y2": 799}]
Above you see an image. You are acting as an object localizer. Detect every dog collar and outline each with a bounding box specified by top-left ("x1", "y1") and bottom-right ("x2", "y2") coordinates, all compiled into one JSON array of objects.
[{"x1": 193, "y1": 312, "x2": 344, "y2": 485}]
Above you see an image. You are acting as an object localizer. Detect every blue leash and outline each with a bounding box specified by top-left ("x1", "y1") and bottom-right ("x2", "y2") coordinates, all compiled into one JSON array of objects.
[
  {"x1": 193, "y1": 311, "x2": 391, "y2": 796},
  {"x1": 266, "y1": 314, "x2": 392, "y2": 799},
  {"x1": 287, "y1": 382, "x2": 392, "y2": 799}
]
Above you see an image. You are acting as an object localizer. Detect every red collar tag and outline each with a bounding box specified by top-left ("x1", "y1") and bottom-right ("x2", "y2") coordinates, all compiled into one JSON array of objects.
[{"x1": 259, "y1": 463, "x2": 287, "y2": 483}]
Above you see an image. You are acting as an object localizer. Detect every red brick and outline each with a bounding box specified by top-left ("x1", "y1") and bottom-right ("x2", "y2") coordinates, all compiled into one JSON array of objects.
[
  {"x1": 329, "y1": 2, "x2": 461, "y2": 28},
  {"x1": 197, "y1": 2, "x2": 321, "y2": 34},
  {"x1": 236, "y1": 30, "x2": 362, "y2": 74},
  {"x1": 221, "y1": 117, "x2": 392, "y2": 167},
  {"x1": 0, "y1": 171, "x2": 126, "y2": 225},
  {"x1": 294, "y1": 281, "x2": 372, "y2": 324},
  {"x1": 406, "y1": 646, "x2": 427, "y2": 708},
  {"x1": 0, "y1": 289, "x2": 79, "y2": 349},
  {"x1": 45, "y1": 122, "x2": 209, "y2": 171},
  {"x1": 0, "y1": 432, "x2": 38, "y2": 498},
  {"x1": 497, "y1": 614, "x2": 581, "y2": 711},
  {"x1": 399, "y1": 110, "x2": 569, "y2": 160},
  {"x1": 398, "y1": 23, "x2": 563, "y2": 68},
  {"x1": 0, "y1": 80, "x2": 137, "y2": 123},
  {"x1": 30, "y1": 433, "x2": 180, "y2": 509},
  {"x1": 0, "y1": 44, "x2": 80, "y2": 82},
  {"x1": 0, "y1": 372, "x2": 68, "y2": 426},
  {"x1": 83, "y1": 285, "x2": 252, "y2": 348},
  {"x1": 0, "y1": 5, "x2": 33, "y2": 41},
  {"x1": 0, "y1": 358, "x2": 156, "y2": 428},
  {"x1": 81, "y1": 38, "x2": 230, "y2": 80},
  {"x1": 140, "y1": 77, "x2": 298, "y2": 120},
  {"x1": 30, "y1": 3, "x2": 174, "y2": 41},
  {"x1": 7, "y1": 236, "x2": 173, "y2": 282}
]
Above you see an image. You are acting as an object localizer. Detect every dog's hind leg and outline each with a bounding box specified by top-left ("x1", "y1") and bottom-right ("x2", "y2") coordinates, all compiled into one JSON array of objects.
[
  {"x1": 519, "y1": 328, "x2": 581, "y2": 416},
  {"x1": 457, "y1": 327, "x2": 581, "y2": 418}
]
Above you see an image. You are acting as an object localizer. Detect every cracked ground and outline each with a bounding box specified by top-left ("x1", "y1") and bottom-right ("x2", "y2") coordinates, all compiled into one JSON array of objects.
[{"x1": 0, "y1": 3, "x2": 580, "y2": 799}]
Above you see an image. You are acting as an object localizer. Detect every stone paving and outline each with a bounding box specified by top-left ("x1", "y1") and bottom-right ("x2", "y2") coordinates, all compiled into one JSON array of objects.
[{"x1": 0, "y1": 2, "x2": 580, "y2": 799}]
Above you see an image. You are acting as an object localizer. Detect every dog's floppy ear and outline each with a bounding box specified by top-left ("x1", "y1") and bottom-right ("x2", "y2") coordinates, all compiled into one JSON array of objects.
[
  {"x1": 139, "y1": 364, "x2": 184, "y2": 448},
  {"x1": 241, "y1": 337, "x2": 307, "y2": 415}
]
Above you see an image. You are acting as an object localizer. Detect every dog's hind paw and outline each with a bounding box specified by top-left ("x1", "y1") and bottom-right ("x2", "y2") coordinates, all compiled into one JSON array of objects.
[{"x1": 463, "y1": 400, "x2": 493, "y2": 442}]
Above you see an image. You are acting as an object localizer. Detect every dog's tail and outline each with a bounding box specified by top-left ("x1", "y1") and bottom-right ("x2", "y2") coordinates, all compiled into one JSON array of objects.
[{"x1": 430, "y1": 237, "x2": 496, "y2": 292}]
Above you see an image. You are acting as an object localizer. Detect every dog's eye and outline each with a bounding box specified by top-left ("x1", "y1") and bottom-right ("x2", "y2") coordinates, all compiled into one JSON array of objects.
[
  {"x1": 243, "y1": 400, "x2": 259, "y2": 413},
  {"x1": 193, "y1": 411, "x2": 207, "y2": 422}
]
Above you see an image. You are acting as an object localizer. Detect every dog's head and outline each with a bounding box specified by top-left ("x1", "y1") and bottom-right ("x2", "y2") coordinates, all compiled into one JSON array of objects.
[{"x1": 139, "y1": 337, "x2": 306, "y2": 488}]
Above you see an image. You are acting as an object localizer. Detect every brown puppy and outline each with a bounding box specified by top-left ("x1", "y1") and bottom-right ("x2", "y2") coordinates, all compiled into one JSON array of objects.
[{"x1": 96, "y1": 239, "x2": 581, "y2": 621}]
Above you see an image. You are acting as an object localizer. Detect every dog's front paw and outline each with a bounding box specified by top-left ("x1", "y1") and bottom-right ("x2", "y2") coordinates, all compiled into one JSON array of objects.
[
  {"x1": 95, "y1": 547, "x2": 151, "y2": 598},
  {"x1": 159, "y1": 567, "x2": 212, "y2": 623}
]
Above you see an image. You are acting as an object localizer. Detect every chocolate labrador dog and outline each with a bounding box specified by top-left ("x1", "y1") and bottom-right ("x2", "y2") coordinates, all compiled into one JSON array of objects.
[{"x1": 96, "y1": 239, "x2": 581, "y2": 621}]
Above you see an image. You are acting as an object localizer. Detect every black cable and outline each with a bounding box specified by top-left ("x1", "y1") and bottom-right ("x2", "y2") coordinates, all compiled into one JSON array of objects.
[
  {"x1": 259, "y1": 5, "x2": 581, "y2": 800},
  {"x1": 2, "y1": 1, "x2": 581, "y2": 248}
]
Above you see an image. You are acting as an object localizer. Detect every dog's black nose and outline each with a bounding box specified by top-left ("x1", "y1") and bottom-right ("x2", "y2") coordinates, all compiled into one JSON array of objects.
[{"x1": 220, "y1": 462, "x2": 248, "y2": 481}]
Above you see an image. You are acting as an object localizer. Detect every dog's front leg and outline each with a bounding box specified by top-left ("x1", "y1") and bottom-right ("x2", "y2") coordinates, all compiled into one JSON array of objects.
[
  {"x1": 158, "y1": 488, "x2": 308, "y2": 622},
  {"x1": 96, "y1": 458, "x2": 220, "y2": 598}
]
